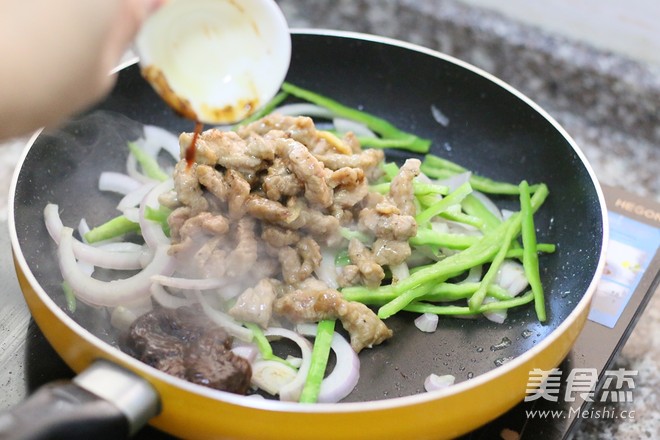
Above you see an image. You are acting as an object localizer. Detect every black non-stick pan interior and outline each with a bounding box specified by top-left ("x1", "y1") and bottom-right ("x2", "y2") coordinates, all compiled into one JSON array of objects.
[{"x1": 13, "y1": 32, "x2": 604, "y2": 402}]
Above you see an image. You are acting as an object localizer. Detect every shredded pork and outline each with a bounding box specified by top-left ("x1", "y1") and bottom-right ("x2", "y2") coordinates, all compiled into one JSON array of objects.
[{"x1": 166, "y1": 114, "x2": 428, "y2": 354}]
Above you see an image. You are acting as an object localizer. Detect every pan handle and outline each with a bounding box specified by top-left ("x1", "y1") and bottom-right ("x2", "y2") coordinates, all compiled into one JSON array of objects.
[{"x1": 0, "y1": 360, "x2": 160, "y2": 440}]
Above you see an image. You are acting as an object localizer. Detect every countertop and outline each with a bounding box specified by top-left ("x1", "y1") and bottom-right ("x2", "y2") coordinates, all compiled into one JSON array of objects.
[{"x1": 0, "y1": 0, "x2": 658, "y2": 439}]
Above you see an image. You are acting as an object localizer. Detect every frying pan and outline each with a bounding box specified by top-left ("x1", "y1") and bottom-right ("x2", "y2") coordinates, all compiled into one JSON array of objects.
[{"x1": 6, "y1": 30, "x2": 607, "y2": 439}]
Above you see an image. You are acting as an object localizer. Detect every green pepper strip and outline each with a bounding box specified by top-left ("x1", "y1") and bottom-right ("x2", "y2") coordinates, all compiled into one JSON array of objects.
[
  {"x1": 127, "y1": 141, "x2": 169, "y2": 182},
  {"x1": 281, "y1": 82, "x2": 431, "y2": 153},
  {"x1": 415, "y1": 181, "x2": 473, "y2": 226},
  {"x1": 409, "y1": 229, "x2": 479, "y2": 250},
  {"x1": 62, "y1": 281, "x2": 76, "y2": 313},
  {"x1": 520, "y1": 180, "x2": 547, "y2": 322},
  {"x1": 233, "y1": 91, "x2": 290, "y2": 128},
  {"x1": 84, "y1": 215, "x2": 140, "y2": 243},
  {"x1": 461, "y1": 194, "x2": 502, "y2": 230},
  {"x1": 299, "y1": 319, "x2": 336, "y2": 403},
  {"x1": 341, "y1": 281, "x2": 512, "y2": 305},
  {"x1": 356, "y1": 135, "x2": 428, "y2": 153},
  {"x1": 467, "y1": 218, "x2": 519, "y2": 311},
  {"x1": 421, "y1": 154, "x2": 541, "y2": 195},
  {"x1": 376, "y1": 184, "x2": 548, "y2": 319},
  {"x1": 145, "y1": 205, "x2": 172, "y2": 237},
  {"x1": 244, "y1": 323, "x2": 295, "y2": 367},
  {"x1": 403, "y1": 291, "x2": 535, "y2": 315}
]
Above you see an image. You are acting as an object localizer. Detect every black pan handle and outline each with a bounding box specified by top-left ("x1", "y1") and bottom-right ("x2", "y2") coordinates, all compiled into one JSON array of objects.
[{"x1": 0, "y1": 360, "x2": 160, "y2": 440}]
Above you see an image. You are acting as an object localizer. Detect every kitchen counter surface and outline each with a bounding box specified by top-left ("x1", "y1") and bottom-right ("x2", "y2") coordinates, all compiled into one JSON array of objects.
[{"x1": 1, "y1": 1, "x2": 658, "y2": 439}]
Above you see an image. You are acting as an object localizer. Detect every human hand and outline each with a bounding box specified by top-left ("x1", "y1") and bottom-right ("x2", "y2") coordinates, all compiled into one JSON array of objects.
[{"x1": 0, "y1": 0, "x2": 164, "y2": 139}]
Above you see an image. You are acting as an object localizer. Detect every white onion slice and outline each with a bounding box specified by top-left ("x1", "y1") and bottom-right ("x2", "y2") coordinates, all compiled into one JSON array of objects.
[
  {"x1": 150, "y1": 275, "x2": 229, "y2": 290},
  {"x1": 231, "y1": 344, "x2": 259, "y2": 364},
  {"x1": 482, "y1": 297, "x2": 507, "y2": 324},
  {"x1": 263, "y1": 327, "x2": 313, "y2": 402},
  {"x1": 126, "y1": 153, "x2": 154, "y2": 184},
  {"x1": 314, "y1": 248, "x2": 339, "y2": 290},
  {"x1": 332, "y1": 117, "x2": 376, "y2": 138},
  {"x1": 274, "y1": 103, "x2": 334, "y2": 119},
  {"x1": 195, "y1": 291, "x2": 253, "y2": 342},
  {"x1": 58, "y1": 227, "x2": 175, "y2": 307},
  {"x1": 45, "y1": 204, "x2": 144, "y2": 270},
  {"x1": 99, "y1": 171, "x2": 142, "y2": 195},
  {"x1": 297, "y1": 323, "x2": 360, "y2": 403},
  {"x1": 436, "y1": 171, "x2": 471, "y2": 192},
  {"x1": 77, "y1": 218, "x2": 91, "y2": 243},
  {"x1": 138, "y1": 179, "x2": 173, "y2": 248},
  {"x1": 251, "y1": 360, "x2": 298, "y2": 396},
  {"x1": 139, "y1": 124, "x2": 180, "y2": 160},
  {"x1": 414, "y1": 313, "x2": 439, "y2": 333},
  {"x1": 150, "y1": 283, "x2": 194, "y2": 309},
  {"x1": 424, "y1": 374, "x2": 455, "y2": 392},
  {"x1": 495, "y1": 260, "x2": 528, "y2": 297},
  {"x1": 458, "y1": 265, "x2": 482, "y2": 284},
  {"x1": 390, "y1": 262, "x2": 410, "y2": 284},
  {"x1": 118, "y1": 182, "x2": 157, "y2": 211}
]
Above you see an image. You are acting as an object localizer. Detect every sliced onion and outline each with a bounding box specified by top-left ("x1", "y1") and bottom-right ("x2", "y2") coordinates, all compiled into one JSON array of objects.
[
  {"x1": 297, "y1": 323, "x2": 360, "y2": 403},
  {"x1": 138, "y1": 179, "x2": 173, "y2": 248},
  {"x1": 482, "y1": 297, "x2": 507, "y2": 324},
  {"x1": 430, "y1": 104, "x2": 450, "y2": 127},
  {"x1": 435, "y1": 171, "x2": 471, "y2": 192},
  {"x1": 332, "y1": 117, "x2": 376, "y2": 137},
  {"x1": 274, "y1": 103, "x2": 334, "y2": 119},
  {"x1": 150, "y1": 283, "x2": 194, "y2": 309},
  {"x1": 58, "y1": 227, "x2": 175, "y2": 307},
  {"x1": 314, "y1": 247, "x2": 339, "y2": 290},
  {"x1": 390, "y1": 262, "x2": 410, "y2": 284},
  {"x1": 231, "y1": 345, "x2": 259, "y2": 364},
  {"x1": 495, "y1": 260, "x2": 528, "y2": 297},
  {"x1": 110, "y1": 298, "x2": 153, "y2": 332},
  {"x1": 458, "y1": 265, "x2": 482, "y2": 284},
  {"x1": 77, "y1": 218, "x2": 91, "y2": 243},
  {"x1": 151, "y1": 275, "x2": 229, "y2": 290},
  {"x1": 263, "y1": 327, "x2": 313, "y2": 402},
  {"x1": 118, "y1": 181, "x2": 157, "y2": 211},
  {"x1": 414, "y1": 313, "x2": 438, "y2": 333},
  {"x1": 424, "y1": 374, "x2": 455, "y2": 392},
  {"x1": 139, "y1": 124, "x2": 180, "y2": 160},
  {"x1": 45, "y1": 204, "x2": 144, "y2": 270},
  {"x1": 98, "y1": 171, "x2": 142, "y2": 195},
  {"x1": 126, "y1": 153, "x2": 154, "y2": 184},
  {"x1": 195, "y1": 291, "x2": 253, "y2": 342},
  {"x1": 251, "y1": 360, "x2": 298, "y2": 396}
]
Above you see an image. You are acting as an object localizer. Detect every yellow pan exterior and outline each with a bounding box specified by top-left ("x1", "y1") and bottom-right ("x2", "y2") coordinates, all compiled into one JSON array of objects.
[{"x1": 15, "y1": 257, "x2": 592, "y2": 440}]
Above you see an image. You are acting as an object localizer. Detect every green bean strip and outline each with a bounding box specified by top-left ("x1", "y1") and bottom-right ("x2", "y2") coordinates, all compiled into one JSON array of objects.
[
  {"x1": 467, "y1": 218, "x2": 518, "y2": 311},
  {"x1": 415, "y1": 181, "x2": 473, "y2": 226},
  {"x1": 519, "y1": 180, "x2": 547, "y2": 322},
  {"x1": 342, "y1": 281, "x2": 512, "y2": 305},
  {"x1": 233, "y1": 91, "x2": 289, "y2": 128},
  {"x1": 244, "y1": 323, "x2": 295, "y2": 367},
  {"x1": 409, "y1": 229, "x2": 478, "y2": 250},
  {"x1": 281, "y1": 82, "x2": 431, "y2": 153},
  {"x1": 461, "y1": 194, "x2": 502, "y2": 230},
  {"x1": 299, "y1": 320, "x2": 336, "y2": 403},
  {"x1": 127, "y1": 141, "x2": 169, "y2": 182},
  {"x1": 377, "y1": 184, "x2": 548, "y2": 319},
  {"x1": 84, "y1": 215, "x2": 140, "y2": 243},
  {"x1": 421, "y1": 154, "x2": 541, "y2": 195},
  {"x1": 403, "y1": 291, "x2": 535, "y2": 315},
  {"x1": 506, "y1": 243, "x2": 556, "y2": 259},
  {"x1": 145, "y1": 205, "x2": 172, "y2": 236},
  {"x1": 356, "y1": 135, "x2": 429, "y2": 153}
]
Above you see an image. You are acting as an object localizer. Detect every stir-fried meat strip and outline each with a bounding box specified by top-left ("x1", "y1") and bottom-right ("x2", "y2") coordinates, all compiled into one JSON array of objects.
[
  {"x1": 180, "y1": 129, "x2": 265, "y2": 175},
  {"x1": 358, "y1": 202, "x2": 417, "y2": 241},
  {"x1": 262, "y1": 158, "x2": 304, "y2": 201},
  {"x1": 347, "y1": 238, "x2": 385, "y2": 288},
  {"x1": 372, "y1": 238, "x2": 412, "y2": 266},
  {"x1": 314, "y1": 149, "x2": 384, "y2": 173},
  {"x1": 389, "y1": 158, "x2": 420, "y2": 216},
  {"x1": 237, "y1": 113, "x2": 318, "y2": 147},
  {"x1": 278, "y1": 237, "x2": 322, "y2": 285},
  {"x1": 225, "y1": 218, "x2": 258, "y2": 278},
  {"x1": 126, "y1": 306, "x2": 251, "y2": 394},
  {"x1": 229, "y1": 278, "x2": 278, "y2": 328},
  {"x1": 275, "y1": 138, "x2": 333, "y2": 208},
  {"x1": 261, "y1": 225, "x2": 301, "y2": 248},
  {"x1": 273, "y1": 287, "x2": 393, "y2": 353},
  {"x1": 173, "y1": 161, "x2": 208, "y2": 213}
]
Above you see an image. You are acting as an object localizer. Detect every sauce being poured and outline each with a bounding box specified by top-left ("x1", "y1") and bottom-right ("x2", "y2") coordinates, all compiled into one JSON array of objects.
[{"x1": 185, "y1": 121, "x2": 204, "y2": 168}]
